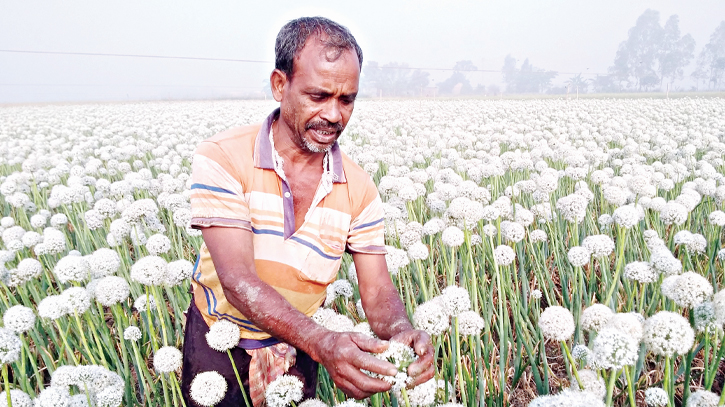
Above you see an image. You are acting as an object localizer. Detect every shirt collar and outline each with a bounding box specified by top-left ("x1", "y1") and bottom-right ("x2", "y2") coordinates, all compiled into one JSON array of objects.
[{"x1": 254, "y1": 108, "x2": 347, "y2": 184}]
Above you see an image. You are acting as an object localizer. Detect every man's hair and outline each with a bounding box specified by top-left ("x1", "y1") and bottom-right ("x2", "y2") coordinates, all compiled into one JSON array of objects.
[{"x1": 275, "y1": 17, "x2": 363, "y2": 79}]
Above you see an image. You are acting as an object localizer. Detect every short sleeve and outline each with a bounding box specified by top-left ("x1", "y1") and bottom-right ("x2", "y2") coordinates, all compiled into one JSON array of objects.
[
  {"x1": 346, "y1": 177, "x2": 386, "y2": 255},
  {"x1": 189, "y1": 141, "x2": 251, "y2": 231}
]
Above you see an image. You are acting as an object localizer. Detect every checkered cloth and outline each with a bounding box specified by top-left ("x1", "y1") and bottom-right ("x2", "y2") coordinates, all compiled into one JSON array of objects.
[{"x1": 246, "y1": 343, "x2": 297, "y2": 407}]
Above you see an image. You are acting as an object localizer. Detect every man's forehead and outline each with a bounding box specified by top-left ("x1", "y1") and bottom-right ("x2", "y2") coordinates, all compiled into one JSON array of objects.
[{"x1": 293, "y1": 34, "x2": 359, "y2": 71}]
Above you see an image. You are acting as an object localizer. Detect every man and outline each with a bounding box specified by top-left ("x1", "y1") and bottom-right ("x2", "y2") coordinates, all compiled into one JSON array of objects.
[{"x1": 182, "y1": 17, "x2": 434, "y2": 406}]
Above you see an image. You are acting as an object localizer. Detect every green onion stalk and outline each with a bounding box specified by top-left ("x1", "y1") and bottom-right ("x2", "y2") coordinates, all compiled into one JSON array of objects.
[
  {"x1": 604, "y1": 367, "x2": 620, "y2": 407},
  {"x1": 3, "y1": 364, "x2": 11, "y2": 407},
  {"x1": 226, "y1": 349, "x2": 251, "y2": 407}
]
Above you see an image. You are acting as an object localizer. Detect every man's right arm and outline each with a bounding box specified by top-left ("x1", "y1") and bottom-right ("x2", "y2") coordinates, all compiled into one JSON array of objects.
[{"x1": 200, "y1": 226, "x2": 397, "y2": 399}]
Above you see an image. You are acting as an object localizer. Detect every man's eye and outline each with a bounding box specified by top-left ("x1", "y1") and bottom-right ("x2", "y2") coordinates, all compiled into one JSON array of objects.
[{"x1": 310, "y1": 95, "x2": 326, "y2": 101}]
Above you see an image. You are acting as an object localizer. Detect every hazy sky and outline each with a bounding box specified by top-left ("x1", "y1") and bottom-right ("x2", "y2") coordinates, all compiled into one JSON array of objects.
[{"x1": 1, "y1": 0, "x2": 723, "y2": 103}]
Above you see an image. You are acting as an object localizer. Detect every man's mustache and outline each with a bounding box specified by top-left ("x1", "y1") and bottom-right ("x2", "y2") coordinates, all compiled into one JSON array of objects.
[{"x1": 306, "y1": 121, "x2": 343, "y2": 133}]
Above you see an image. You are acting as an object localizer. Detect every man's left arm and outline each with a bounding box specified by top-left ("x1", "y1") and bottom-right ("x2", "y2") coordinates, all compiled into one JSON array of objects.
[{"x1": 353, "y1": 252, "x2": 435, "y2": 387}]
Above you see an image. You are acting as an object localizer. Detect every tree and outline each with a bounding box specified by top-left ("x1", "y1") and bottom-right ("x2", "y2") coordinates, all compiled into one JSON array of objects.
[
  {"x1": 589, "y1": 75, "x2": 618, "y2": 93},
  {"x1": 566, "y1": 74, "x2": 589, "y2": 94},
  {"x1": 692, "y1": 21, "x2": 725, "y2": 89},
  {"x1": 362, "y1": 61, "x2": 383, "y2": 96},
  {"x1": 361, "y1": 61, "x2": 431, "y2": 97},
  {"x1": 408, "y1": 69, "x2": 431, "y2": 95},
  {"x1": 609, "y1": 9, "x2": 696, "y2": 91},
  {"x1": 501, "y1": 55, "x2": 557, "y2": 93},
  {"x1": 610, "y1": 9, "x2": 663, "y2": 91},
  {"x1": 501, "y1": 55, "x2": 518, "y2": 89},
  {"x1": 658, "y1": 15, "x2": 695, "y2": 88},
  {"x1": 438, "y1": 61, "x2": 477, "y2": 95}
]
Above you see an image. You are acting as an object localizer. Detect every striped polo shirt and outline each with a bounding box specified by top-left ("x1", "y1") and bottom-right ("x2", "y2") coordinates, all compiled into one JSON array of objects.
[{"x1": 189, "y1": 108, "x2": 386, "y2": 341}]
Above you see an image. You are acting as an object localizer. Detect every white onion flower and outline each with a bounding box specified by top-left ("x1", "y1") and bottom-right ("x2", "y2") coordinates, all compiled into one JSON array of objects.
[
  {"x1": 0, "y1": 327, "x2": 22, "y2": 364},
  {"x1": 569, "y1": 369, "x2": 605, "y2": 400},
  {"x1": 324, "y1": 279, "x2": 354, "y2": 307},
  {"x1": 572, "y1": 344, "x2": 590, "y2": 362},
  {"x1": 145, "y1": 234, "x2": 171, "y2": 255},
  {"x1": 407, "y1": 241, "x2": 429, "y2": 261},
  {"x1": 0, "y1": 389, "x2": 32, "y2": 407},
  {"x1": 493, "y1": 245, "x2": 515, "y2": 266},
  {"x1": 33, "y1": 386, "x2": 70, "y2": 407},
  {"x1": 165, "y1": 259, "x2": 194, "y2": 287},
  {"x1": 440, "y1": 286, "x2": 471, "y2": 317},
  {"x1": 612, "y1": 205, "x2": 641, "y2": 229},
  {"x1": 3, "y1": 305, "x2": 36, "y2": 334},
  {"x1": 312, "y1": 309, "x2": 354, "y2": 332},
  {"x1": 353, "y1": 322, "x2": 374, "y2": 337},
  {"x1": 529, "y1": 229, "x2": 547, "y2": 243},
  {"x1": 384, "y1": 246, "x2": 409, "y2": 275},
  {"x1": 265, "y1": 374, "x2": 304, "y2": 407},
  {"x1": 582, "y1": 234, "x2": 615, "y2": 258},
  {"x1": 538, "y1": 306, "x2": 575, "y2": 341},
  {"x1": 87, "y1": 248, "x2": 121, "y2": 278},
  {"x1": 660, "y1": 202, "x2": 688, "y2": 225},
  {"x1": 457, "y1": 310, "x2": 484, "y2": 336},
  {"x1": 589, "y1": 327, "x2": 638, "y2": 370},
  {"x1": 404, "y1": 378, "x2": 437, "y2": 407},
  {"x1": 413, "y1": 299, "x2": 450, "y2": 336},
  {"x1": 371, "y1": 341, "x2": 417, "y2": 392},
  {"x1": 663, "y1": 272, "x2": 713, "y2": 308},
  {"x1": 650, "y1": 248, "x2": 682, "y2": 276},
  {"x1": 53, "y1": 255, "x2": 90, "y2": 284},
  {"x1": 130, "y1": 255, "x2": 168, "y2": 286},
  {"x1": 8, "y1": 258, "x2": 42, "y2": 287},
  {"x1": 299, "y1": 399, "x2": 328, "y2": 407},
  {"x1": 567, "y1": 246, "x2": 591, "y2": 267},
  {"x1": 61, "y1": 286, "x2": 91, "y2": 314},
  {"x1": 686, "y1": 390, "x2": 719, "y2": 407},
  {"x1": 422, "y1": 218, "x2": 445, "y2": 235},
  {"x1": 190, "y1": 371, "x2": 227, "y2": 407},
  {"x1": 623, "y1": 261, "x2": 657, "y2": 283},
  {"x1": 441, "y1": 226, "x2": 465, "y2": 247},
  {"x1": 606, "y1": 313, "x2": 644, "y2": 342},
  {"x1": 693, "y1": 302, "x2": 718, "y2": 333},
  {"x1": 580, "y1": 304, "x2": 613, "y2": 332},
  {"x1": 644, "y1": 311, "x2": 694, "y2": 357},
  {"x1": 154, "y1": 346, "x2": 182, "y2": 373},
  {"x1": 556, "y1": 194, "x2": 588, "y2": 223},
  {"x1": 94, "y1": 276, "x2": 131, "y2": 306},
  {"x1": 37, "y1": 295, "x2": 68, "y2": 320},
  {"x1": 123, "y1": 326, "x2": 142, "y2": 342},
  {"x1": 644, "y1": 388, "x2": 668, "y2": 407},
  {"x1": 133, "y1": 294, "x2": 156, "y2": 312},
  {"x1": 205, "y1": 319, "x2": 240, "y2": 352},
  {"x1": 42, "y1": 227, "x2": 67, "y2": 255},
  {"x1": 500, "y1": 221, "x2": 525, "y2": 243}
]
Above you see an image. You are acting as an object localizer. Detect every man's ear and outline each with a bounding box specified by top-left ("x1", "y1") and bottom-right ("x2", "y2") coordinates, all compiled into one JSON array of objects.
[{"x1": 270, "y1": 69, "x2": 288, "y2": 102}]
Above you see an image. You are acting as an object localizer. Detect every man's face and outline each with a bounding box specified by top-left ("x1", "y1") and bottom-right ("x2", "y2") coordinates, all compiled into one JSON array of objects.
[{"x1": 274, "y1": 36, "x2": 359, "y2": 154}]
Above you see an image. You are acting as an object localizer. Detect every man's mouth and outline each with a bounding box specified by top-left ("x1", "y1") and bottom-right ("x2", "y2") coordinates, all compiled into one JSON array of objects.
[{"x1": 307, "y1": 127, "x2": 340, "y2": 142}]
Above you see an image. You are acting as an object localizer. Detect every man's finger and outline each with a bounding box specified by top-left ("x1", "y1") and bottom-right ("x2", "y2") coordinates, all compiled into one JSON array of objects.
[
  {"x1": 336, "y1": 363, "x2": 393, "y2": 395},
  {"x1": 408, "y1": 366, "x2": 435, "y2": 387},
  {"x1": 350, "y1": 333, "x2": 389, "y2": 354},
  {"x1": 349, "y1": 350, "x2": 398, "y2": 377},
  {"x1": 413, "y1": 333, "x2": 432, "y2": 355},
  {"x1": 334, "y1": 376, "x2": 374, "y2": 400},
  {"x1": 408, "y1": 348, "x2": 434, "y2": 378}
]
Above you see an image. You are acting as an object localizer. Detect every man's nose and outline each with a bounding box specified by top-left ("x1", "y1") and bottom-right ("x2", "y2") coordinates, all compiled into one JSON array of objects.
[{"x1": 319, "y1": 99, "x2": 342, "y2": 124}]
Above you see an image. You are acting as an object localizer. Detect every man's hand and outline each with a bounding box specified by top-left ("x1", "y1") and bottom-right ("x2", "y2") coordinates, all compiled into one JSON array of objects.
[
  {"x1": 389, "y1": 329, "x2": 435, "y2": 387},
  {"x1": 312, "y1": 331, "x2": 398, "y2": 399}
]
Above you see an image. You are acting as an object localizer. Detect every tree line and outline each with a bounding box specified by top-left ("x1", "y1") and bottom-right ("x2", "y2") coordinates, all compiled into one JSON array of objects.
[{"x1": 361, "y1": 10, "x2": 724, "y2": 96}]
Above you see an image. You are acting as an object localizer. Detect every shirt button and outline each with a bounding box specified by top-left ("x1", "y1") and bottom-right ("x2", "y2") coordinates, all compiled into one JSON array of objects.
[{"x1": 284, "y1": 192, "x2": 291, "y2": 198}]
